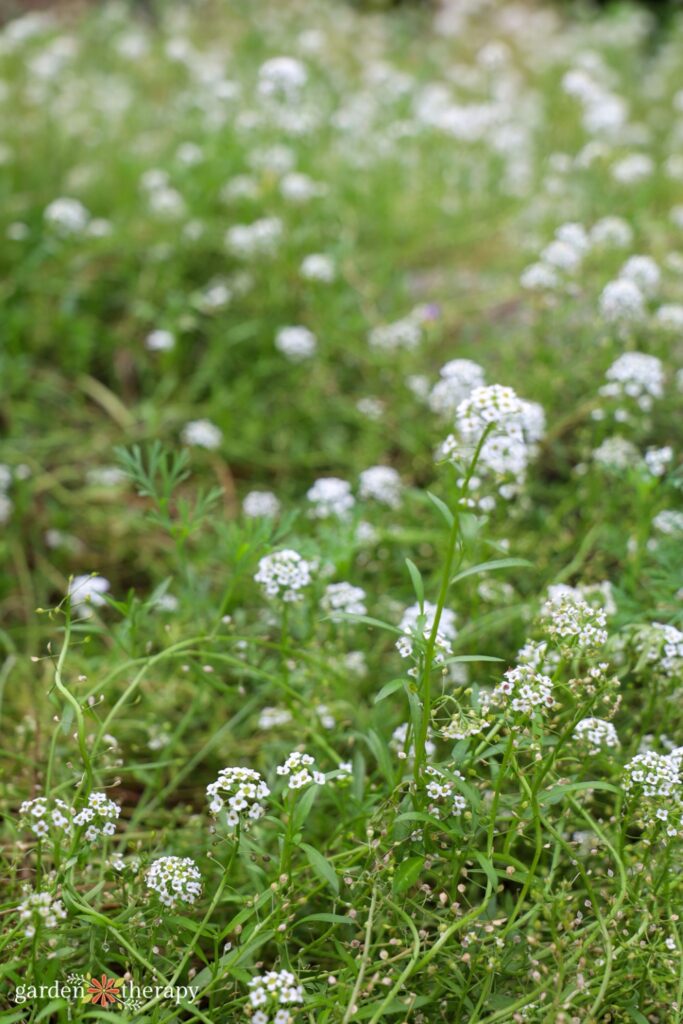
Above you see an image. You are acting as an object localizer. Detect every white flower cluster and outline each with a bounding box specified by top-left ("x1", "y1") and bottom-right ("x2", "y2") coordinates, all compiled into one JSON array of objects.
[
  {"x1": 428, "y1": 359, "x2": 486, "y2": 419},
  {"x1": 592, "y1": 435, "x2": 640, "y2": 472},
  {"x1": 321, "y1": 582, "x2": 367, "y2": 622},
  {"x1": 623, "y1": 751, "x2": 682, "y2": 837},
  {"x1": 276, "y1": 751, "x2": 326, "y2": 790},
  {"x1": 368, "y1": 315, "x2": 422, "y2": 352},
  {"x1": 19, "y1": 796, "x2": 72, "y2": 840},
  {"x1": 573, "y1": 717, "x2": 620, "y2": 754},
  {"x1": 248, "y1": 968, "x2": 304, "y2": 1024},
  {"x1": 181, "y1": 418, "x2": 223, "y2": 450},
  {"x1": 396, "y1": 601, "x2": 458, "y2": 674},
  {"x1": 306, "y1": 477, "x2": 355, "y2": 519},
  {"x1": 440, "y1": 385, "x2": 545, "y2": 507},
  {"x1": 44, "y1": 196, "x2": 89, "y2": 235},
  {"x1": 18, "y1": 889, "x2": 67, "y2": 939},
  {"x1": 254, "y1": 549, "x2": 314, "y2": 602},
  {"x1": 145, "y1": 328, "x2": 175, "y2": 352},
  {"x1": 391, "y1": 722, "x2": 436, "y2": 762},
  {"x1": 546, "y1": 580, "x2": 616, "y2": 617},
  {"x1": 275, "y1": 325, "x2": 317, "y2": 362},
  {"x1": 600, "y1": 352, "x2": 665, "y2": 412},
  {"x1": 206, "y1": 766, "x2": 270, "y2": 828},
  {"x1": 489, "y1": 662, "x2": 554, "y2": 715},
  {"x1": 540, "y1": 592, "x2": 608, "y2": 654},
  {"x1": 300, "y1": 253, "x2": 335, "y2": 282},
  {"x1": 644, "y1": 446, "x2": 673, "y2": 478},
  {"x1": 599, "y1": 279, "x2": 645, "y2": 324},
  {"x1": 358, "y1": 465, "x2": 402, "y2": 508},
  {"x1": 653, "y1": 510, "x2": 683, "y2": 537},
  {"x1": 73, "y1": 792, "x2": 121, "y2": 843},
  {"x1": 258, "y1": 56, "x2": 308, "y2": 99},
  {"x1": 243, "y1": 490, "x2": 281, "y2": 518},
  {"x1": 424, "y1": 765, "x2": 467, "y2": 817},
  {"x1": 258, "y1": 706, "x2": 292, "y2": 730},
  {"x1": 146, "y1": 856, "x2": 202, "y2": 907},
  {"x1": 226, "y1": 217, "x2": 283, "y2": 258},
  {"x1": 635, "y1": 623, "x2": 683, "y2": 678},
  {"x1": 68, "y1": 574, "x2": 110, "y2": 618}
]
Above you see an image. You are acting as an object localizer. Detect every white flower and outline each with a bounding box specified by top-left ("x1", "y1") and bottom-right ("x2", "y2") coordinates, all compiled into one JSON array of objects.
[
  {"x1": 574, "y1": 718, "x2": 620, "y2": 754},
  {"x1": 428, "y1": 360, "x2": 486, "y2": 419},
  {"x1": 181, "y1": 419, "x2": 223, "y2": 450},
  {"x1": 600, "y1": 352, "x2": 664, "y2": 411},
  {"x1": 424, "y1": 765, "x2": 468, "y2": 817},
  {"x1": 644, "y1": 446, "x2": 673, "y2": 477},
  {"x1": 368, "y1": 317, "x2": 422, "y2": 352},
  {"x1": 619, "y1": 255, "x2": 660, "y2": 297},
  {"x1": 611, "y1": 153, "x2": 654, "y2": 184},
  {"x1": 276, "y1": 751, "x2": 326, "y2": 790},
  {"x1": 275, "y1": 326, "x2": 317, "y2": 361},
  {"x1": 68, "y1": 575, "x2": 110, "y2": 618},
  {"x1": 300, "y1": 253, "x2": 335, "y2": 282},
  {"x1": 592, "y1": 436, "x2": 640, "y2": 472},
  {"x1": 145, "y1": 329, "x2": 175, "y2": 352},
  {"x1": 226, "y1": 217, "x2": 282, "y2": 258},
  {"x1": 540, "y1": 593, "x2": 608, "y2": 654},
  {"x1": 589, "y1": 216, "x2": 633, "y2": 248},
  {"x1": 397, "y1": 601, "x2": 457, "y2": 674},
  {"x1": 254, "y1": 549, "x2": 314, "y2": 602},
  {"x1": 306, "y1": 477, "x2": 354, "y2": 519},
  {"x1": 146, "y1": 856, "x2": 202, "y2": 907},
  {"x1": 490, "y1": 662, "x2": 554, "y2": 715},
  {"x1": 72, "y1": 792, "x2": 121, "y2": 842},
  {"x1": 248, "y1": 970, "x2": 304, "y2": 1020},
  {"x1": 321, "y1": 582, "x2": 367, "y2": 621},
  {"x1": 258, "y1": 56, "x2": 308, "y2": 99},
  {"x1": 599, "y1": 279, "x2": 645, "y2": 323},
  {"x1": 243, "y1": 490, "x2": 281, "y2": 518},
  {"x1": 358, "y1": 465, "x2": 402, "y2": 508},
  {"x1": 206, "y1": 766, "x2": 270, "y2": 828},
  {"x1": 44, "y1": 197, "x2": 89, "y2": 234},
  {"x1": 18, "y1": 889, "x2": 67, "y2": 938}
]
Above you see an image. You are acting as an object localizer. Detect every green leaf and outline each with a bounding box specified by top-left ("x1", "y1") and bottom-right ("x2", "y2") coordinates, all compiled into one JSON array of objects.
[
  {"x1": 295, "y1": 912, "x2": 354, "y2": 927},
  {"x1": 426, "y1": 491, "x2": 454, "y2": 528},
  {"x1": 404, "y1": 558, "x2": 424, "y2": 606},
  {"x1": 374, "y1": 677, "x2": 406, "y2": 703},
  {"x1": 539, "y1": 780, "x2": 621, "y2": 806},
  {"x1": 393, "y1": 854, "x2": 424, "y2": 893},
  {"x1": 450, "y1": 558, "x2": 532, "y2": 586},
  {"x1": 473, "y1": 851, "x2": 498, "y2": 891},
  {"x1": 292, "y1": 785, "x2": 320, "y2": 832},
  {"x1": 365, "y1": 729, "x2": 394, "y2": 784},
  {"x1": 300, "y1": 842, "x2": 340, "y2": 896}
]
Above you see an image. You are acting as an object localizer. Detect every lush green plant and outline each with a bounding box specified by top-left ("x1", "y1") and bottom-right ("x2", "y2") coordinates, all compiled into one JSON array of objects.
[{"x1": 1, "y1": 1, "x2": 683, "y2": 1022}]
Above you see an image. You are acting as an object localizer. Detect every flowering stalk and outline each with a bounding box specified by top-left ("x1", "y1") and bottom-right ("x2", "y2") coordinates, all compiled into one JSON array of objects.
[{"x1": 412, "y1": 423, "x2": 495, "y2": 796}]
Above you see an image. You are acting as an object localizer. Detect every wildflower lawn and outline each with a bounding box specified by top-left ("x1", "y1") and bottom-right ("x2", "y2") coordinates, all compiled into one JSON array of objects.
[{"x1": 2, "y1": 1, "x2": 683, "y2": 1021}]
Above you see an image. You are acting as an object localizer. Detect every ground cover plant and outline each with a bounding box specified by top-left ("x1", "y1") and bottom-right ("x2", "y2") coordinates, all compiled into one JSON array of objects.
[{"x1": 1, "y1": 0, "x2": 683, "y2": 1020}]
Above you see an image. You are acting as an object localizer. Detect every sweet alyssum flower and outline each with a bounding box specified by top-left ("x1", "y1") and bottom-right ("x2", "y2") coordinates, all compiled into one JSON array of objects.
[
  {"x1": 68, "y1": 574, "x2": 111, "y2": 618},
  {"x1": 145, "y1": 329, "x2": 175, "y2": 352},
  {"x1": 644, "y1": 446, "x2": 673, "y2": 477},
  {"x1": 358, "y1": 465, "x2": 402, "y2": 508},
  {"x1": 573, "y1": 717, "x2": 620, "y2": 754},
  {"x1": 396, "y1": 601, "x2": 458, "y2": 673},
  {"x1": 600, "y1": 352, "x2": 664, "y2": 411},
  {"x1": 306, "y1": 477, "x2": 355, "y2": 519},
  {"x1": 19, "y1": 796, "x2": 72, "y2": 840},
  {"x1": 181, "y1": 418, "x2": 223, "y2": 450},
  {"x1": 206, "y1": 766, "x2": 270, "y2": 828},
  {"x1": 428, "y1": 359, "x2": 486, "y2": 419},
  {"x1": 254, "y1": 549, "x2": 314, "y2": 602},
  {"x1": 635, "y1": 622, "x2": 683, "y2": 678},
  {"x1": 276, "y1": 751, "x2": 326, "y2": 790},
  {"x1": 300, "y1": 253, "x2": 335, "y2": 281},
  {"x1": 489, "y1": 662, "x2": 554, "y2": 715},
  {"x1": 18, "y1": 889, "x2": 67, "y2": 939},
  {"x1": 623, "y1": 751, "x2": 682, "y2": 838},
  {"x1": 539, "y1": 592, "x2": 608, "y2": 654},
  {"x1": 72, "y1": 792, "x2": 121, "y2": 842},
  {"x1": 368, "y1": 316, "x2": 422, "y2": 352},
  {"x1": 391, "y1": 721, "x2": 436, "y2": 762},
  {"x1": 243, "y1": 489, "x2": 281, "y2": 518},
  {"x1": 248, "y1": 968, "x2": 304, "y2": 1023},
  {"x1": 146, "y1": 856, "x2": 202, "y2": 907},
  {"x1": 225, "y1": 217, "x2": 282, "y2": 258},
  {"x1": 275, "y1": 325, "x2": 317, "y2": 362},
  {"x1": 424, "y1": 765, "x2": 468, "y2": 817},
  {"x1": 592, "y1": 435, "x2": 640, "y2": 472},
  {"x1": 598, "y1": 278, "x2": 645, "y2": 324},
  {"x1": 321, "y1": 582, "x2": 367, "y2": 621},
  {"x1": 44, "y1": 196, "x2": 89, "y2": 234}
]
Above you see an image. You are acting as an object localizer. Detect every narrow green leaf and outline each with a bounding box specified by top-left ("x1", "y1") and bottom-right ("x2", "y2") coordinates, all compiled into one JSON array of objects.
[
  {"x1": 405, "y1": 558, "x2": 424, "y2": 606},
  {"x1": 374, "y1": 677, "x2": 405, "y2": 703},
  {"x1": 300, "y1": 842, "x2": 340, "y2": 896},
  {"x1": 365, "y1": 729, "x2": 394, "y2": 784},
  {"x1": 450, "y1": 558, "x2": 532, "y2": 586},
  {"x1": 426, "y1": 491, "x2": 454, "y2": 528},
  {"x1": 393, "y1": 854, "x2": 424, "y2": 893}
]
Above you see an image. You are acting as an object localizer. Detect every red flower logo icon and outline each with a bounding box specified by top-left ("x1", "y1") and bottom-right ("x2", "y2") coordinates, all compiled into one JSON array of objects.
[{"x1": 86, "y1": 974, "x2": 121, "y2": 1007}]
